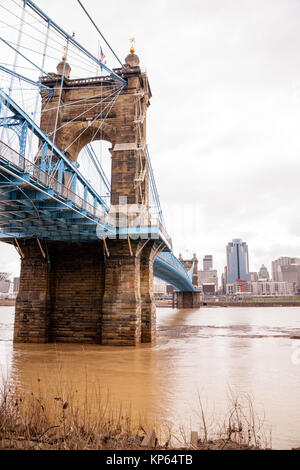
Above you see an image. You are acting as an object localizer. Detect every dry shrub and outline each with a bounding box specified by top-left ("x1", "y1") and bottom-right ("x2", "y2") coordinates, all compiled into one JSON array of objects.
[{"x1": 0, "y1": 377, "x2": 271, "y2": 450}]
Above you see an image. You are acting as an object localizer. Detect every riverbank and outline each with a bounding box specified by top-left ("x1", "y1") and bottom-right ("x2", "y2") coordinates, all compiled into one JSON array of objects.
[
  {"x1": 205, "y1": 301, "x2": 300, "y2": 307},
  {"x1": 206, "y1": 300, "x2": 300, "y2": 307},
  {"x1": 0, "y1": 381, "x2": 269, "y2": 450}
]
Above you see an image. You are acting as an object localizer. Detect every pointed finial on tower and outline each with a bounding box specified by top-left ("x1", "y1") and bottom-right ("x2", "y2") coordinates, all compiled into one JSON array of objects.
[
  {"x1": 125, "y1": 37, "x2": 140, "y2": 67},
  {"x1": 62, "y1": 46, "x2": 67, "y2": 62},
  {"x1": 130, "y1": 37, "x2": 135, "y2": 54},
  {"x1": 57, "y1": 45, "x2": 71, "y2": 78}
]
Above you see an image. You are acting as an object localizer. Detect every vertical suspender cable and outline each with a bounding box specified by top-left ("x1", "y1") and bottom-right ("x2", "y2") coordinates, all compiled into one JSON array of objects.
[
  {"x1": 50, "y1": 38, "x2": 70, "y2": 164},
  {"x1": 30, "y1": 20, "x2": 50, "y2": 162},
  {"x1": 1, "y1": 0, "x2": 26, "y2": 144}
]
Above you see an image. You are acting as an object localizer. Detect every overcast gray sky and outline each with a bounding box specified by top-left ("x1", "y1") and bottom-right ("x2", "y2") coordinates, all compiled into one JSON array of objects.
[{"x1": 1, "y1": 0, "x2": 300, "y2": 280}]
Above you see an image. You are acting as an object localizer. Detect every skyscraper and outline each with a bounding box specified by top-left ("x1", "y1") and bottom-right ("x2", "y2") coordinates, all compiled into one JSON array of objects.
[
  {"x1": 226, "y1": 238, "x2": 250, "y2": 284},
  {"x1": 198, "y1": 255, "x2": 218, "y2": 294},
  {"x1": 203, "y1": 255, "x2": 213, "y2": 271}
]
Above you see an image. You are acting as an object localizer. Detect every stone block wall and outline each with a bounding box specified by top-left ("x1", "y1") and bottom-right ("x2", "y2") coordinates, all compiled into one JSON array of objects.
[
  {"x1": 14, "y1": 239, "x2": 157, "y2": 346},
  {"x1": 49, "y1": 242, "x2": 105, "y2": 343},
  {"x1": 14, "y1": 240, "x2": 105, "y2": 343},
  {"x1": 14, "y1": 239, "x2": 51, "y2": 343}
]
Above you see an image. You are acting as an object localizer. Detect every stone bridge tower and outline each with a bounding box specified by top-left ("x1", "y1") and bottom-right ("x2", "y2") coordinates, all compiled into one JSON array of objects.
[
  {"x1": 179, "y1": 253, "x2": 199, "y2": 288},
  {"x1": 14, "y1": 49, "x2": 160, "y2": 346},
  {"x1": 174, "y1": 253, "x2": 201, "y2": 308}
]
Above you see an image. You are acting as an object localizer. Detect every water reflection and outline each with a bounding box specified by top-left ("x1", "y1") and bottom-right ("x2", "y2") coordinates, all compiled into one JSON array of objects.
[{"x1": 0, "y1": 305, "x2": 300, "y2": 449}]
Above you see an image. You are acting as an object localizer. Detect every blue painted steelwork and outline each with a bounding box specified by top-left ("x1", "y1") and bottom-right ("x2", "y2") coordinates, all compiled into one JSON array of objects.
[
  {"x1": 154, "y1": 252, "x2": 196, "y2": 292},
  {"x1": 0, "y1": 143, "x2": 114, "y2": 241},
  {"x1": 0, "y1": 88, "x2": 109, "y2": 213},
  {"x1": 0, "y1": 65, "x2": 53, "y2": 93},
  {"x1": 0, "y1": 115, "x2": 28, "y2": 157}
]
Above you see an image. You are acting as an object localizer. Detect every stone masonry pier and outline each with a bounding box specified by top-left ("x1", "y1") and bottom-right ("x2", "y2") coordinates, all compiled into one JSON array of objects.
[{"x1": 14, "y1": 238, "x2": 158, "y2": 345}]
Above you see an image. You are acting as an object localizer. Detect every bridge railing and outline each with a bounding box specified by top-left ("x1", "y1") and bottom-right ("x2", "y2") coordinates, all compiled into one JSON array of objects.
[
  {"x1": 0, "y1": 140, "x2": 107, "y2": 221},
  {"x1": 0, "y1": 140, "x2": 173, "y2": 245}
]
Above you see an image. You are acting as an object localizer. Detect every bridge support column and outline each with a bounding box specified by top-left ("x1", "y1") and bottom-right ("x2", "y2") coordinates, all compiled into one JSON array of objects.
[
  {"x1": 49, "y1": 242, "x2": 105, "y2": 343},
  {"x1": 14, "y1": 240, "x2": 51, "y2": 343},
  {"x1": 140, "y1": 243, "x2": 156, "y2": 343},
  {"x1": 174, "y1": 291, "x2": 201, "y2": 309},
  {"x1": 101, "y1": 240, "x2": 142, "y2": 346},
  {"x1": 14, "y1": 240, "x2": 105, "y2": 344}
]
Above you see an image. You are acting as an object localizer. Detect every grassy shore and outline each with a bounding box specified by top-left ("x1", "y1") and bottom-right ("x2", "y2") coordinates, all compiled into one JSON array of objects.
[{"x1": 0, "y1": 377, "x2": 271, "y2": 450}]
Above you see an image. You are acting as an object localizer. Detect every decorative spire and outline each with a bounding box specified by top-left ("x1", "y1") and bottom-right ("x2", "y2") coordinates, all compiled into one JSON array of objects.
[
  {"x1": 130, "y1": 37, "x2": 135, "y2": 54},
  {"x1": 62, "y1": 46, "x2": 67, "y2": 62},
  {"x1": 125, "y1": 37, "x2": 140, "y2": 67},
  {"x1": 57, "y1": 45, "x2": 71, "y2": 78}
]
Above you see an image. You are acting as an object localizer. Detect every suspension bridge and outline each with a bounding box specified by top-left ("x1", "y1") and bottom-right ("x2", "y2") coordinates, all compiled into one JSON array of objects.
[{"x1": 0, "y1": 0, "x2": 200, "y2": 345}]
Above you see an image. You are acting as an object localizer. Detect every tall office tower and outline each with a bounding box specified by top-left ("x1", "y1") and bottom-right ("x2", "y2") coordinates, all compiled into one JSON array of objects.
[
  {"x1": 203, "y1": 255, "x2": 213, "y2": 270},
  {"x1": 226, "y1": 238, "x2": 251, "y2": 284}
]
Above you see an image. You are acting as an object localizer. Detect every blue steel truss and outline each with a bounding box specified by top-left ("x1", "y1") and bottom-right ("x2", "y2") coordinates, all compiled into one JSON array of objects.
[
  {"x1": 0, "y1": 65, "x2": 53, "y2": 93},
  {"x1": 0, "y1": 115, "x2": 28, "y2": 157},
  {"x1": 0, "y1": 88, "x2": 109, "y2": 213}
]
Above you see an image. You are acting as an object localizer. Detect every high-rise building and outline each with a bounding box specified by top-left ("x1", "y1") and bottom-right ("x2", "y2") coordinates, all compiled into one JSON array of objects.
[
  {"x1": 203, "y1": 255, "x2": 213, "y2": 271},
  {"x1": 272, "y1": 257, "x2": 300, "y2": 282},
  {"x1": 226, "y1": 238, "x2": 250, "y2": 284},
  {"x1": 198, "y1": 255, "x2": 218, "y2": 294},
  {"x1": 221, "y1": 267, "x2": 227, "y2": 294}
]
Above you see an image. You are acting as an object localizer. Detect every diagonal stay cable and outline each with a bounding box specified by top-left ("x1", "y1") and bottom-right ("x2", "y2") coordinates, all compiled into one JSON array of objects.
[
  {"x1": 77, "y1": 0, "x2": 125, "y2": 70},
  {"x1": 47, "y1": 86, "x2": 123, "y2": 179},
  {"x1": 63, "y1": 85, "x2": 124, "y2": 153},
  {"x1": 0, "y1": 36, "x2": 52, "y2": 79},
  {"x1": 38, "y1": 85, "x2": 120, "y2": 116},
  {"x1": 47, "y1": 86, "x2": 122, "y2": 137}
]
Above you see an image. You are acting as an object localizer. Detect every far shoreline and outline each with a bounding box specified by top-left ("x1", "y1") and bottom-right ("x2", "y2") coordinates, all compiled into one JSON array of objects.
[
  {"x1": 2, "y1": 299, "x2": 300, "y2": 309},
  {"x1": 156, "y1": 300, "x2": 300, "y2": 308}
]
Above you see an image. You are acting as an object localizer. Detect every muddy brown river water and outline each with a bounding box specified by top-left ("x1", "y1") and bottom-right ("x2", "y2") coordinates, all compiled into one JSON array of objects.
[{"x1": 1, "y1": 305, "x2": 300, "y2": 449}]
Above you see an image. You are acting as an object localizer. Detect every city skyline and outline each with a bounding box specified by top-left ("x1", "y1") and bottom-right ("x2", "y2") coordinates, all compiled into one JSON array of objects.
[
  {"x1": 1, "y1": 0, "x2": 300, "y2": 280},
  {"x1": 1, "y1": 238, "x2": 300, "y2": 284}
]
